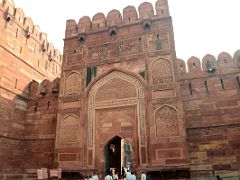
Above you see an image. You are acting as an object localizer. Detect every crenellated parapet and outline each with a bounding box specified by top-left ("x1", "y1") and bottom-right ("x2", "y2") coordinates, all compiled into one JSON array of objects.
[
  {"x1": 0, "y1": 0, "x2": 62, "y2": 78},
  {"x1": 28, "y1": 78, "x2": 60, "y2": 99},
  {"x1": 65, "y1": 0, "x2": 170, "y2": 38},
  {"x1": 177, "y1": 50, "x2": 240, "y2": 76}
]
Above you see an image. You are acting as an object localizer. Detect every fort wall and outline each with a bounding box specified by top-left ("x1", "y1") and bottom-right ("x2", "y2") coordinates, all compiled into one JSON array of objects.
[
  {"x1": 0, "y1": 0, "x2": 61, "y2": 178},
  {"x1": 178, "y1": 52, "x2": 240, "y2": 179},
  {"x1": 23, "y1": 79, "x2": 60, "y2": 172},
  {"x1": 60, "y1": 0, "x2": 240, "y2": 178},
  {"x1": 0, "y1": 0, "x2": 239, "y2": 179}
]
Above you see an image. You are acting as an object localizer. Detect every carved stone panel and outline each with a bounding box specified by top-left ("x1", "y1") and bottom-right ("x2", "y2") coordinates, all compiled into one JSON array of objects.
[
  {"x1": 155, "y1": 105, "x2": 179, "y2": 137},
  {"x1": 95, "y1": 78, "x2": 137, "y2": 102},
  {"x1": 65, "y1": 72, "x2": 81, "y2": 94},
  {"x1": 151, "y1": 59, "x2": 173, "y2": 84},
  {"x1": 88, "y1": 36, "x2": 143, "y2": 62},
  {"x1": 60, "y1": 115, "x2": 79, "y2": 143}
]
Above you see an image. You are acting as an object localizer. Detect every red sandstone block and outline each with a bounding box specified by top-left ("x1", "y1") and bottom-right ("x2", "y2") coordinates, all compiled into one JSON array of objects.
[
  {"x1": 230, "y1": 142, "x2": 240, "y2": 149},
  {"x1": 165, "y1": 158, "x2": 188, "y2": 165},
  {"x1": 222, "y1": 107, "x2": 240, "y2": 114},
  {"x1": 207, "y1": 150, "x2": 226, "y2": 157},
  {"x1": 216, "y1": 101, "x2": 238, "y2": 108},
  {"x1": 190, "y1": 170, "x2": 213, "y2": 178},
  {"x1": 156, "y1": 149, "x2": 182, "y2": 159},
  {"x1": 232, "y1": 163, "x2": 240, "y2": 170},
  {"x1": 212, "y1": 164, "x2": 232, "y2": 170}
]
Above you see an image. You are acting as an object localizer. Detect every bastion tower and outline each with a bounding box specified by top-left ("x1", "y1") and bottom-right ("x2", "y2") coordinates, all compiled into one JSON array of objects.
[{"x1": 55, "y1": 0, "x2": 189, "y2": 178}]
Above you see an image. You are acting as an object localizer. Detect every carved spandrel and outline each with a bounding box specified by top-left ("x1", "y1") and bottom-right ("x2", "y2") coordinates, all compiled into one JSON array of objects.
[
  {"x1": 155, "y1": 105, "x2": 179, "y2": 137},
  {"x1": 89, "y1": 71, "x2": 144, "y2": 99},
  {"x1": 95, "y1": 78, "x2": 137, "y2": 102}
]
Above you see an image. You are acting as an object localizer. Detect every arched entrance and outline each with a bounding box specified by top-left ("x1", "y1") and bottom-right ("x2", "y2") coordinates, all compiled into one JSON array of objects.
[
  {"x1": 104, "y1": 136, "x2": 132, "y2": 178},
  {"x1": 87, "y1": 70, "x2": 147, "y2": 176}
]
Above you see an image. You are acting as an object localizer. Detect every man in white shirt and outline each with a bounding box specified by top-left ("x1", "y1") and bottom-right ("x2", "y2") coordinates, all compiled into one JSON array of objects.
[
  {"x1": 130, "y1": 172, "x2": 136, "y2": 180},
  {"x1": 141, "y1": 172, "x2": 146, "y2": 180},
  {"x1": 92, "y1": 171, "x2": 99, "y2": 180},
  {"x1": 105, "y1": 174, "x2": 113, "y2": 180},
  {"x1": 126, "y1": 170, "x2": 131, "y2": 180}
]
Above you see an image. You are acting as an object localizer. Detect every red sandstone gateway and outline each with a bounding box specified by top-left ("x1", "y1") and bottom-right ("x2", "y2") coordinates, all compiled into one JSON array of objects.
[
  {"x1": 0, "y1": 0, "x2": 240, "y2": 179},
  {"x1": 55, "y1": 0, "x2": 189, "y2": 179}
]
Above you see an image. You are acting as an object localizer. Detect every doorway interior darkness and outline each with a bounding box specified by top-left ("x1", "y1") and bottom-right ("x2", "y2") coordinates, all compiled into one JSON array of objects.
[{"x1": 105, "y1": 136, "x2": 131, "y2": 177}]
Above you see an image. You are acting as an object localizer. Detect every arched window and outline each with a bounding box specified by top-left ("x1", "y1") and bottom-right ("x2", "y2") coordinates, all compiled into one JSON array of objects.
[
  {"x1": 155, "y1": 105, "x2": 179, "y2": 137},
  {"x1": 151, "y1": 59, "x2": 173, "y2": 84}
]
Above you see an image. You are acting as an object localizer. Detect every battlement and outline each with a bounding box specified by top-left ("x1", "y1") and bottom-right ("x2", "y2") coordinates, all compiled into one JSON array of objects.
[
  {"x1": 65, "y1": 0, "x2": 170, "y2": 38},
  {"x1": 177, "y1": 50, "x2": 240, "y2": 76},
  {"x1": 28, "y1": 78, "x2": 60, "y2": 98},
  {"x1": 0, "y1": 0, "x2": 62, "y2": 64}
]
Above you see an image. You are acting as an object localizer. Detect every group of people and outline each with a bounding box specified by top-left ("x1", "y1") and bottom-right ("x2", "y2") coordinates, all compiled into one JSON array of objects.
[
  {"x1": 125, "y1": 170, "x2": 137, "y2": 180},
  {"x1": 104, "y1": 168, "x2": 137, "y2": 180},
  {"x1": 122, "y1": 170, "x2": 149, "y2": 180},
  {"x1": 104, "y1": 170, "x2": 118, "y2": 180},
  {"x1": 84, "y1": 170, "x2": 222, "y2": 180},
  {"x1": 84, "y1": 171, "x2": 99, "y2": 180}
]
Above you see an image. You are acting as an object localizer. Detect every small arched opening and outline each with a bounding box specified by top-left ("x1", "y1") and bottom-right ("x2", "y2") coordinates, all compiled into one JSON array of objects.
[{"x1": 104, "y1": 136, "x2": 132, "y2": 178}]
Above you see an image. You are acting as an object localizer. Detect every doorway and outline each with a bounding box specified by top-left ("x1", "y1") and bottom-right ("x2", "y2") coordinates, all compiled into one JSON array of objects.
[{"x1": 104, "y1": 136, "x2": 131, "y2": 178}]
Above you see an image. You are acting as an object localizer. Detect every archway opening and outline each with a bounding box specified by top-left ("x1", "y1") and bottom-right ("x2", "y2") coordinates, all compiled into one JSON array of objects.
[{"x1": 104, "y1": 136, "x2": 132, "y2": 178}]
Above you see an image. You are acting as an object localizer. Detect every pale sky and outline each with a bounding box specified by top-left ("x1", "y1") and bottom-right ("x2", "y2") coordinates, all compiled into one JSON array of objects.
[{"x1": 14, "y1": 0, "x2": 240, "y2": 60}]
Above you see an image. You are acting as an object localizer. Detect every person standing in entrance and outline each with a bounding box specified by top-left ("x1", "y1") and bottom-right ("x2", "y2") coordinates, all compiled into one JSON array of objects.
[
  {"x1": 92, "y1": 171, "x2": 99, "y2": 180},
  {"x1": 105, "y1": 170, "x2": 113, "y2": 180},
  {"x1": 126, "y1": 170, "x2": 131, "y2": 180},
  {"x1": 146, "y1": 173, "x2": 150, "y2": 180},
  {"x1": 122, "y1": 166, "x2": 125, "y2": 179},
  {"x1": 113, "y1": 172, "x2": 118, "y2": 180},
  {"x1": 141, "y1": 172, "x2": 146, "y2": 180},
  {"x1": 130, "y1": 171, "x2": 136, "y2": 180}
]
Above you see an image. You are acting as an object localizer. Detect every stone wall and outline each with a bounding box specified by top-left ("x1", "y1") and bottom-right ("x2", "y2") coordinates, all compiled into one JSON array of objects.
[
  {"x1": 23, "y1": 79, "x2": 60, "y2": 172},
  {"x1": 0, "y1": 0, "x2": 61, "y2": 178},
  {"x1": 178, "y1": 52, "x2": 240, "y2": 179},
  {"x1": 0, "y1": 0, "x2": 240, "y2": 179}
]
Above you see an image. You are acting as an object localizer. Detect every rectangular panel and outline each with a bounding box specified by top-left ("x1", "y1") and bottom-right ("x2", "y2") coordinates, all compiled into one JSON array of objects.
[
  {"x1": 62, "y1": 101, "x2": 80, "y2": 109},
  {"x1": 88, "y1": 149, "x2": 93, "y2": 166},
  {"x1": 141, "y1": 146, "x2": 147, "y2": 164},
  {"x1": 59, "y1": 153, "x2": 77, "y2": 161},
  {"x1": 152, "y1": 89, "x2": 176, "y2": 99},
  {"x1": 156, "y1": 149, "x2": 182, "y2": 160}
]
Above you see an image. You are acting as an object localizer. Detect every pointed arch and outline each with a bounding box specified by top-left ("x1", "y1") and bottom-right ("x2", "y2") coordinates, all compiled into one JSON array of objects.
[
  {"x1": 87, "y1": 69, "x2": 147, "y2": 167},
  {"x1": 154, "y1": 104, "x2": 180, "y2": 138},
  {"x1": 60, "y1": 114, "x2": 79, "y2": 144},
  {"x1": 87, "y1": 68, "x2": 146, "y2": 99},
  {"x1": 64, "y1": 71, "x2": 81, "y2": 94},
  {"x1": 151, "y1": 58, "x2": 173, "y2": 84}
]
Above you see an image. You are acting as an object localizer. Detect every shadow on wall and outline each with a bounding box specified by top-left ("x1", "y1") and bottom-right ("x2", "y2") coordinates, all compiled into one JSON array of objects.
[{"x1": 0, "y1": 78, "x2": 60, "y2": 178}]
